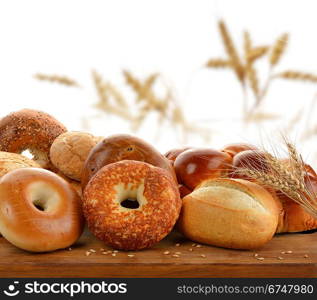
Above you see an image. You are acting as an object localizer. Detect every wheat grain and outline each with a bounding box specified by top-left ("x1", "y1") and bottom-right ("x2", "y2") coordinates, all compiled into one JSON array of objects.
[
  {"x1": 237, "y1": 144, "x2": 317, "y2": 218},
  {"x1": 275, "y1": 71, "x2": 317, "y2": 83},
  {"x1": 243, "y1": 31, "x2": 252, "y2": 57},
  {"x1": 34, "y1": 73, "x2": 80, "y2": 87},
  {"x1": 247, "y1": 46, "x2": 268, "y2": 63},
  {"x1": 206, "y1": 58, "x2": 231, "y2": 68},
  {"x1": 270, "y1": 33, "x2": 289, "y2": 66}
]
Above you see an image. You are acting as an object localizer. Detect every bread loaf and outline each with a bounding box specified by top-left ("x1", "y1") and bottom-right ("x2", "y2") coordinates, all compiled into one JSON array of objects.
[{"x1": 178, "y1": 178, "x2": 282, "y2": 249}]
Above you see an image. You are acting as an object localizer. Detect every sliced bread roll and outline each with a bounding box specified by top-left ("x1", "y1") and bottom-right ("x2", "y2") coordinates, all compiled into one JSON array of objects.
[{"x1": 178, "y1": 178, "x2": 282, "y2": 250}]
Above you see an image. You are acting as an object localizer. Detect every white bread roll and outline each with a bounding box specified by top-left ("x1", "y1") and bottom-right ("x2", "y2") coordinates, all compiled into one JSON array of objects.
[{"x1": 178, "y1": 178, "x2": 282, "y2": 250}]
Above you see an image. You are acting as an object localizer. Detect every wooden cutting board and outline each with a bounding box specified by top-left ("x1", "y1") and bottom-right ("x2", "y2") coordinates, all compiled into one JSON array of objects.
[{"x1": 0, "y1": 230, "x2": 316, "y2": 278}]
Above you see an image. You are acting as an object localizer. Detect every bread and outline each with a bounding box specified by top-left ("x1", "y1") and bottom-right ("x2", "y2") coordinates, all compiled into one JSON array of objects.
[
  {"x1": 0, "y1": 109, "x2": 67, "y2": 169},
  {"x1": 81, "y1": 134, "x2": 176, "y2": 188},
  {"x1": 174, "y1": 148, "x2": 233, "y2": 189},
  {"x1": 0, "y1": 151, "x2": 41, "y2": 178},
  {"x1": 50, "y1": 131, "x2": 103, "y2": 181},
  {"x1": 0, "y1": 168, "x2": 84, "y2": 252},
  {"x1": 178, "y1": 178, "x2": 282, "y2": 249},
  {"x1": 83, "y1": 160, "x2": 181, "y2": 250}
]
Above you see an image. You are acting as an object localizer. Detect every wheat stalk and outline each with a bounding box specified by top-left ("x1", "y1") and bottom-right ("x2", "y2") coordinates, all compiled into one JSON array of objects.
[
  {"x1": 246, "y1": 66, "x2": 259, "y2": 98},
  {"x1": 237, "y1": 144, "x2": 317, "y2": 218},
  {"x1": 218, "y1": 20, "x2": 244, "y2": 82},
  {"x1": 270, "y1": 33, "x2": 289, "y2": 66},
  {"x1": 34, "y1": 73, "x2": 80, "y2": 87},
  {"x1": 274, "y1": 71, "x2": 317, "y2": 83}
]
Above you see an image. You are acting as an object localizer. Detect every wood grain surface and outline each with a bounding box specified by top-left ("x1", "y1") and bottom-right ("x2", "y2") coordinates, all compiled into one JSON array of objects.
[{"x1": 0, "y1": 230, "x2": 316, "y2": 278}]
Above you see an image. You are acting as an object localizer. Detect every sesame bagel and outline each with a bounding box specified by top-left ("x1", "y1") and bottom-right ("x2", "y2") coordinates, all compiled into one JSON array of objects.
[
  {"x1": 83, "y1": 160, "x2": 181, "y2": 250},
  {"x1": 0, "y1": 109, "x2": 67, "y2": 168}
]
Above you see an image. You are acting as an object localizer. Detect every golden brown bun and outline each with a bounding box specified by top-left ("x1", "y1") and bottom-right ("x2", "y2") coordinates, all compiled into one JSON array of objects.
[
  {"x1": 0, "y1": 151, "x2": 41, "y2": 178},
  {"x1": 50, "y1": 131, "x2": 102, "y2": 181},
  {"x1": 81, "y1": 134, "x2": 176, "y2": 188},
  {"x1": 83, "y1": 160, "x2": 181, "y2": 250},
  {"x1": 0, "y1": 109, "x2": 67, "y2": 168},
  {"x1": 221, "y1": 143, "x2": 258, "y2": 157},
  {"x1": 174, "y1": 148, "x2": 232, "y2": 189},
  {"x1": 178, "y1": 178, "x2": 282, "y2": 250},
  {"x1": 0, "y1": 168, "x2": 84, "y2": 252}
]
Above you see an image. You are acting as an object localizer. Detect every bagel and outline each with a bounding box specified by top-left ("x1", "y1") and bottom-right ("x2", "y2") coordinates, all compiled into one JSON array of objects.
[
  {"x1": 50, "y1": 131, "x2": 103, "y2": 181},
  {"x1": 0, "y1": 168, "x2": 84, "y2": 252},
  {"x1": 0, "y1": 109, "x2": 67, "y2": 168},
  {"x1": 81, "y1": 134, "x2": 176, "y2": 189},
  {"x1": 83, "y1": 160, "x2": 181, "y2": 250},
  {"x1": 0, "y1": 151, "x2": 41, "y2": 178}
]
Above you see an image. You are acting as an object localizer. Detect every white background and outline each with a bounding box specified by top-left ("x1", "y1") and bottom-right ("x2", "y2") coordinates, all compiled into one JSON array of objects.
[{"x1": 0, "y1": 0, "x2": 316, "y2": 162}]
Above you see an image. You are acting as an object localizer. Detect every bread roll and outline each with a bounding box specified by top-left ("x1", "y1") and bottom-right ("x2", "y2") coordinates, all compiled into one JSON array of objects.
[
  {"x1": 178, "y1": 178, "x2": 282, "y2": 250},
  {"x1": 50, "y1": 131, "x2": 103, "y2": 181},
  {"x1": 0, "y1": 151, "x2": 41, "y2": 178}
]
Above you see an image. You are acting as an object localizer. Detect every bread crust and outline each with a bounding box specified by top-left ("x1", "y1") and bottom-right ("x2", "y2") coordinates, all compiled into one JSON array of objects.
[{"x1": 178, "y1": 178, "x2": 282, "y2": 249}]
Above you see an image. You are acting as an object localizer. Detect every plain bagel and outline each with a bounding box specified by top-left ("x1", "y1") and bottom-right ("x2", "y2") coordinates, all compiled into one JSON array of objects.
[{"x1": 0, "y1": 168, "x2": 84, "y2": 252}]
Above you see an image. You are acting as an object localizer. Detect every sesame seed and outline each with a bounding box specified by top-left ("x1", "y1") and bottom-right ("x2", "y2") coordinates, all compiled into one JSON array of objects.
[
  {"x1": 163, "y1": 251, "x2": 170, "y2": 255},
  {"x1": 277, "y1": 256, "x2": 283, "y2": 260},
  {"x1": 286, "y1": 251, "x2": 293, "y2": 254},
  {"x1": 102, "y1": 252, "x2": 108, "y2": 255},
  {"x1": 200, "y1": 254, "x2": 206, "y2": 258},
  {"x1": 175, "y1": 252, "x2": 182, "y2": 255},
  {"x1": 256, "y1": 257, "x2": 264, "y2": 260},
  {"x1": 68, "y1": 247, "x2": 72, "y2": 251},
  {"x1": 85, "y1": 251, "x2": 91, "y2": 256},
  {"x1": 188, "y1": 248, "x2": 193, "y2": 252},
  {"x1": 196, "y1": 244, "x2": 202, "y2": 248},
  {"x1": 191, "y1": 243, "x2": 196, "y2": 247},
  {"x1": 304, "y1": 254, "x2": 309, "y2": 258},
  {"x1": 175, "y1": 243, "x2": 180, "y2": 247},
  {"x1": 172, "y1": 254, "x2": 180, "y2": 258},
  {"x1": 281, "y1": 251, "x2": 286, "y2": 254},
  {"x1": 100, "y1": 248, "x2": 105, "y2": 251},
  {"x1": 89, "y1": 249, "x2": 96, "y2": 253},
  {"x1": 254, "y1": 253, "x2": 258, "y2": 257},
  {"x1": 112, "y1": 253, "x2": 117, "y2": 257},
  {"x1": 127, "y1": 254, "x2": 135, "y2": 258},
  {"x1": 113, "y1": 250, "x2": 119, "y2": 253}
]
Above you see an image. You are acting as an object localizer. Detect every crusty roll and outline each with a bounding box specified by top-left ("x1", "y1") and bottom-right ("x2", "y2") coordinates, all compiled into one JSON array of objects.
[
  {"x1": 0, "y1": 151, "x2": 41, "y2": 178},
  {"x1": 50, "y1": 131, "x2": 103, "y2": 181},
  {"x1": 178, "y1": 178, "x2": 282, "y2": 250},
  {"x1": 0, "y1": 168, "x2": 84, "y2": 252}
]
